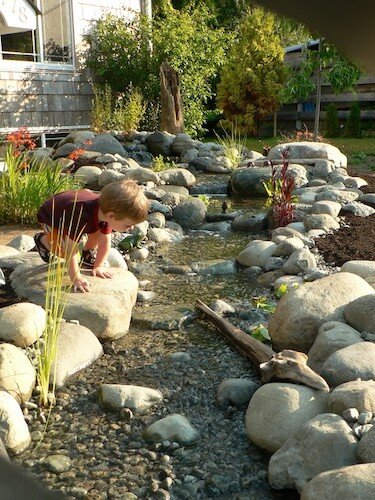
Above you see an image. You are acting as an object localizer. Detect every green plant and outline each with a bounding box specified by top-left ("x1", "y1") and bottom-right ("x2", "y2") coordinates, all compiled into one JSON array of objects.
[
  {"x1": 345, "y1": 102, "x2": 362, "y2": 138},
  {"x1": 0, "y1": 146, "x2": 81, "y2": 225},
  {"x1": 250, "y1": 324, "x2": 271, "y2": 342},
  {"x1": 350, "y1": 151, "x2": 367, "y2": 164},
  {"x1": 85, "y1": 7, "x2": 230, "y2": 135},
  {"x1": 198, "y1": 194, "x2": 210, "y2": 207},
  {"x1": 35, "y1": 214, "x2": 82, "y2": 408},
  {"x1": 214, "y1": 121, "x2": 246, "y2": 168},
  {"x1": 91, "y1": 83, "x2": 146, "y2": 133},
  {"x1": 325, "y1": 103, "x2": 340, "y2": 137},
  {"x1": 151, "y1": 155, "x2": 177, "y2": 172},
  {"x1": 217, "y1": 7, "x2": 287, "y2": 135},
  {"x1": 252, "y1": 296, "x2": 276, "y2": 314}
]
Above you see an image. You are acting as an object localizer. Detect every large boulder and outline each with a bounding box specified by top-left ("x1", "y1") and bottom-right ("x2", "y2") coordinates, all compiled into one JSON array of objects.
[
  {"x1": 245, "y1": 383, "x2": 328, "y2": 453},
  {"x1": 307, "y1": 321, "x2": 363, "y2": 372},
  {"x1": 58, "y1": 130, "x2": 95, "y2": 147},
  {"x1": 301, "y1": 464, "x2": 375, "y2": 500},
  {"x1": 10, "y1": 262, "x2": 138, "y2": 341},
  {"x1": 0, "y1": 344, "x2": 35, "y2": 403},
  {"x1": 310, "y1": 200, "x2": 342, "y2": 218},
  {"x1": 283, "y1": 248, "x2": 317, "y2": 275},
  {"x1": 268, "y1": 273, "x2": 374, "y2": 353},
  {"x1": 230, "y1": 167, "x2": 272, "y2": 195},
  {"x1": 328, "y1": 380, "x2": 375, "y2": 414},
  {"x1": 145, "y1": 131, "x2": 174, "y2": 157},
  {"x1": 315, "y1": 189, "x2": 359, "y2": 204},
  {"x1": 74, "y1": 166, "x2": 102, "y2": 189},
  {"x1": 267, "y1": 142, "x2": 347, "y2": 168},
  {"x1": 344, "y1": 293, "x2": 375, "y2": 333},
  {"x1": 357, "y1": 426, "x2": 375, "y2": 463},
  {"x1": 170, "y1": 134, "x2": 197, "y2": 156},
  {"x1": 304, "y1": 214, "x2": 340, "y2": 232},
  {"x1": 0, "y1": 303, "x2": 46, "y2": 347},
  {"x1": 51, "y1": 323, "x2": 103, "y2": 388},
  {"x1": 341, "y1": 260, "x2": 375, "y2": 279},
  {"x1": 320, "y1": 342, "x2": 375, "y2": 387},
  {"x1": 121, "y1": 166, "x2": 160, "y2": 184},
  {"x1": 172, "y1": 197, "x2": 207, "y2": 229},
  {"x1": 268, "y1": 414, "x2": 357, "y2": 493}
]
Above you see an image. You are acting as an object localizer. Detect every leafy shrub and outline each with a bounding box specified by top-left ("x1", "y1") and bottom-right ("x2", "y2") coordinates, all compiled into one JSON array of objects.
[
  {"x1": 325, "y1": 103, "x2": 340, "y2": 137},
  {"x1": 217, "y1": 8, "x2": 287, "y2": 135},
  {"x1": 344, "y1": 102, "x2": 361, "y2": 138},
  {"x1": 151, "y1": 155, "x2": 176, "y2": 172},
  {"x1": 85, "y1": 8, "x2": 230, "y2": 135},
  {"x1": 91, "y1": 83, "x2": 146, "y2": 133}
]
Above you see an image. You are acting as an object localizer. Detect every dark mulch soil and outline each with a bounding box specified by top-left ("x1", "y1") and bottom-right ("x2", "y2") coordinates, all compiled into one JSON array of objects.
[
  {"x1": 316, "y1": 213, "x2": 375, "y2": 267},
  {"x1": 0, "y1": 268, "x2": 22, "y2": 308},
  {"x1": 315, "y1": 171, "x2": 375, "y2": 267}
]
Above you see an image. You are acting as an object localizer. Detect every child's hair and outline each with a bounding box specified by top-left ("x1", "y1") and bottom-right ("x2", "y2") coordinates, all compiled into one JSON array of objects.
[{"x1": 99, "y1": 179, "x2": 149, "y2": 223}]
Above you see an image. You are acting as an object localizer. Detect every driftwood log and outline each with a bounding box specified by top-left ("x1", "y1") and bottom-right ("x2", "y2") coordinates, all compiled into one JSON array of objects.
[
  {"x1": 160, "y1": 61, "x2": 184, "y2": 134},
  {"x1": 196, "y1": 299, "x2": 329, "y2": 393}
]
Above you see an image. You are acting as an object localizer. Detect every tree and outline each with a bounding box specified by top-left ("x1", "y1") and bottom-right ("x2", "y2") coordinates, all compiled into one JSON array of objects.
[
  {"x1": 344, "y1": 102, "x2": 361, "y2": 138},
  {"x1": 217, "y1": 8, "x2": 287, "y2": 135},
  {"x1": 281, "y1": 41, "x2": 362, "y2": 138},
  {"x1": 325, "y1": 103, "x2": 340, "y2": 137}
]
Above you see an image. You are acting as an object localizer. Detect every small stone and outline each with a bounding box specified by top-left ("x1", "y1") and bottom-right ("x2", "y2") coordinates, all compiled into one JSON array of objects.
[
  {"x1": 169, "y1": 352, "x2": 191, "y2": 363},
  {"x1": 359, "y1": 424, "x2": 373, "y2": 436},
  {"x1": 358, "y1": 411, "x2": 373, "y2": 425},
  {"x1": 120, "y1": 408, "x2": 134, "y2": 420},
  {"x1": 44, "y1": 454, "x2": 72, "y2": 473},
  {"x1": 342, "y1": 407, "x2": 359, "y2": 422}
]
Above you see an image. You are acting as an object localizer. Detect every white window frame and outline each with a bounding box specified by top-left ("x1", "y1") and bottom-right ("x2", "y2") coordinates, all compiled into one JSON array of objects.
[{"x1": 0, "y1": 0, "x2": 76, "y2": 72}]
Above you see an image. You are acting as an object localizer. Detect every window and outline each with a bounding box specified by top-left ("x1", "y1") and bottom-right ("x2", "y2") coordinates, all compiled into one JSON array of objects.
[{"x1": 0, "y1": 0, "x2": 73, "y2": 64}]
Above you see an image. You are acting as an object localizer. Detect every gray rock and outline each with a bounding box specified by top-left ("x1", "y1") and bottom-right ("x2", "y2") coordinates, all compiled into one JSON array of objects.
[
  {"x1": 10, "y1": 262, "x2": 138, "y2": 341},
  {"x1": 87, "y1": 133, "x2": 127, "y2": 156},
  {"x1": 148, "y1": 212, "x2": 166, "y2": 228},
  {"x1": 192, "y1": 260, "x2": 237, "y2": 276},
  {"x1": 51, "y1": 323, "x2": 103, "y2": 388},
  {"x1": 58, "y1": 130, "x2": 95, "y2": 147},
  {"x1": 341, "y1": 201, "x2": 375, "y2": 217},
  {"x1": 310, "y1": 200, "x2": 342, "y2": 218},
  {"x1": 170, "y1": 134, "x2": 196, "y2": 156},
  {"x1": 53, "y1": 143, "x2": 77, "y2": 158},
  {"x1": 359, "y1": 193, "x2": 375, "y2": 205},
  {"x1": 345, "y1": 294, "x2": 375, "y2": 333},
  {"x1": 172, "y1": 198, "x2": 207, "y2": 229},
  {"x1": 158, "y1": 168, "x2": 196, "y2": 188},
  {"x1": 300, "y1": 464, "x2": 375, "y2": 500},
  {"x1": 344, "y1": 177, "x2": 368, "y2": 189},
  {"x1": 160, "y1": 184, "x2": 189, "y2": 199},
  {"x1": 7, "y1": 235, "x2": 36, "y2": 253},
  {"x1": 0, "y1": 245, "x2": 20, "y2": 260},
  {"x1": 209, "y1": 299, "x2": 235, "y2": 316},
  {"x1": 44, "y1": 454, "x2": 72, "y2": 473},
  {"x1": 137, "y1": 290, "x2": 156, "y2": 302},
  {"x1": 268, "y1": 273, "x2": 374, "y2": 353},
  {"x1": 149, "y1": 200, "x2": 172, "y2": 216},
  {"x1": 264, "y1": 256, "x2": 285, "y2": 272},
  {"x1": 358, "y1": 411, "x2": 372, "y2": 424},
  {"x1": 242, "y1": 266, "x2": 263, "y2": 280},
  {"x1": 143, "y1": 414, "x2": 199, "y2": 445},
  {"x1": 0, "y1": 391, "x2": 31, "y2": 454},
  {"x1": 268, "y1": 413, "x2": 357, "y2": 493},
  {"x1": 321, "y1": 343, "x2": 375, "y2": 387},
  {"x1": 0, "y1": 303, "x2": 46, "y2": 347},
  {"x1": 121, "y1": 166, "x2": 160, "y2": 185},
  {"x1": 307, "y1": 321, "x2": 363, "y2": 372},
  {"x1": 245, "y1": 383, "x2": 328, "y2": 453},
  {"x1": 180, "y1": 148, "x2": 199, "y2": 163},
  {"x1": 148, "y1": 227, "x2": 184, "y2": 243},
  {"x1": 236, "y1": 240, "x2": 277, "y2": 268},
  {"x1": 199, "y1": 221, "x2": 231, "y2": 232},
  {"x1": 231, "y1": 214, "x2": 267, "y2": 232},
  {"x1": 312, "y1": 159, "x2": 334, "y2": 178},
  {"x1": 315, "y1": 189, "x2": 359, "y2": 204},
  {"x1": 74, "y1": 166, "x2": 102, "y2": 189},
  {"x1": 328, "y1": 380, "x2": 375, "y2": 414},
  {"x1": 230, "y1": 167, "x2": 272, "y2": 195},
  {"x1": 0, "y1": 344, "x2": 35, "y2": 403},
  {"x1": 357, "y1": 426, "x2": 375, "y2": 462},
  {"x1": 217, "y1": 378, "x2": 258, "y2": 409},
  {"x1": 106, "y1": 248, "x2": 128, "y2": 269},
  {"x1": 98, "y1": 384, "x2": 163, "y2": 412},
  {"x1": 304, "y1": 214, "x2": 340, "y2": 232},
  {"x1": 98, "y1": 169, "x2": 125, "y2": 187},
  {"x1": 341, "y1": 260, "x2": 375, "y2": 279},
  {"x1": 267, "y1": 142, "x2": 347, "y2": 168},
  {"x1": 273, "y1": 236, "x2": 305, "y2": 256},
  {"x1": 342, "y1": 408, "x2": 359, "y2": 422},
  {"x1": 283, "y1": 248, "x2": 317, "y2": 275}
]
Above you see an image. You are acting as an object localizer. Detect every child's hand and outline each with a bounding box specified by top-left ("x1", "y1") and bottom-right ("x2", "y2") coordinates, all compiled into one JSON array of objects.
[
  {"x1": 92, "y1": 267, "x2": 113, "y2": 279},
  {"x1": 73, "y1": 276, "x2": 90, "y2": 293}
]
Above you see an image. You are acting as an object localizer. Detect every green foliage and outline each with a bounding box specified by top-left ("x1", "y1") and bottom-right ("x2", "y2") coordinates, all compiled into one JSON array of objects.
[
  {"x1": 151, "y1": 155, "x2": 177, "y2": 172},
  {"x1": 325, "y1": 103, "x2": 340, "y2": 138},
  {"x1": 91, "y1": 83, "x2": 145, "y2": 133},
  {"x1": 217, "y1": 8, "x2": 287, "y2": 135},
  {"x1": 252, "y1": 295, "x2": 276, "y2": 314},
  {"x1": 350, "y1": 151, "x2": 367, "y2": 164},
  {"x1": 281, "y1": 41, "x2": 362, "y2": 104},
  {"x1": 214, "y1": 121, "x2": 246, "y2": 168},
  {"x1": 0, "y1": 146, "x2": 81, "y2": 225},
  {"x1": 85, "y1": 8, "x2": 230, "y2": 135},
  {"x1": 250, "y1": 324, "x2": 271, "y2": 342},
  {"x1": 345, "y1": 102, "x2": 362, "y2": 138},
  {"x1": 197, "y1": 194, "x2": 210, "y2": 206}
]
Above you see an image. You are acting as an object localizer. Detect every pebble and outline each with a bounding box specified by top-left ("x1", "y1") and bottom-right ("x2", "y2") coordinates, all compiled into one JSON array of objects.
[
  {"x1": 358, "y1": 411, "x2": 373, "y2": 425},
  {"x1": 342, "y1": 407, "x2": 359, "y2": 422}
]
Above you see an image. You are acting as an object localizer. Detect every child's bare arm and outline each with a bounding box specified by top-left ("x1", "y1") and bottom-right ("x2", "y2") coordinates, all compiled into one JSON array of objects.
[
  {"x1": 92, "y1": 233, "x2": 113, "y2": 279},
  {"x1": 65, "y1": 237, "x2": 90, "y2": 292}
]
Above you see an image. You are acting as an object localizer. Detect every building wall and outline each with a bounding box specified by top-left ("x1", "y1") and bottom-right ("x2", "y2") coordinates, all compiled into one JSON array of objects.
[{"x1": 0, "y1": 0, "x2": 142, "y2": 136}]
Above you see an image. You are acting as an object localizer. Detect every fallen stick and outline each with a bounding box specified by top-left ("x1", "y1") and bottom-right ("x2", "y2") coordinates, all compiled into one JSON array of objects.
[{"x1": 195, "y1": 299, "x2": 329, "y2": 392}]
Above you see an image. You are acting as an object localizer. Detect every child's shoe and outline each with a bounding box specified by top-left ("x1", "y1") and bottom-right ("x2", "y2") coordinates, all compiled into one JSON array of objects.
[
  {"x1": 81, "y1": 249, "x2": 96, "y2": 268},
  {"x1": 34, "y1": 233, "x2": 52, "y2": 263}
]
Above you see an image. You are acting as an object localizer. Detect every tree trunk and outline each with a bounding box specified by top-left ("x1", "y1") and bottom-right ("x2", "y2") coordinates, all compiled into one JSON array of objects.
[
  {"x1": 160, "y1": 61, "x2": 184, "y2": 134},
  {"x1": 313, "y1": 39, "x2": 322, "y2": 140}
]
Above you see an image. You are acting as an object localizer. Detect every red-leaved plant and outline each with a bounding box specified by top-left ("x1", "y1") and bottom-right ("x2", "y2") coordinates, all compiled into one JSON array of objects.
[
  {"x1": 262, "y1": 147, "x2": 297, "y2": 228},
  {"x1": 6, "y1": 127, "x2": 36, "y2": 157}
]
